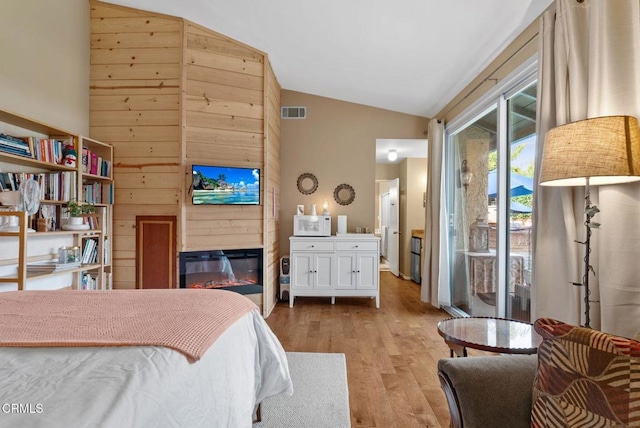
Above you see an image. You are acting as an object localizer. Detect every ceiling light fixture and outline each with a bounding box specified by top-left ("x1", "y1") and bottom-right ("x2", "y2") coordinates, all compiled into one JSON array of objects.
[{"x1": 387, "y1": 150, "x2": 398, "y2": 161}]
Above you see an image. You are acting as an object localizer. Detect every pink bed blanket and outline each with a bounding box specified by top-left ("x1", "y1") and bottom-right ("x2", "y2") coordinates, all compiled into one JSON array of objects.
[{"x1": 0, "y1": 289, "x2": 257, "y2": 362}]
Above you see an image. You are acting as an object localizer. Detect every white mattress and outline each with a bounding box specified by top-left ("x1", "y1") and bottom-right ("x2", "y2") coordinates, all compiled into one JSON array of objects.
[{"x1": 0, "y1": 309, "x2": 292, "y2": 428}]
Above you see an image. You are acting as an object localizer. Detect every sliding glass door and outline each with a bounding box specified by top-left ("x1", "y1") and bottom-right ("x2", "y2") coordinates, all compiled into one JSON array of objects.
[{"x1": 445, "y1": 70, "x2": 536, "y2": 321}]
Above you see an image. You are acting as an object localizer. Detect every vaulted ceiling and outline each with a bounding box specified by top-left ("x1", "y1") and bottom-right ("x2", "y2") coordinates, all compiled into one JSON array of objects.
[{"x1": 105, "y1": 0, "x2": 553, "y2": 118}]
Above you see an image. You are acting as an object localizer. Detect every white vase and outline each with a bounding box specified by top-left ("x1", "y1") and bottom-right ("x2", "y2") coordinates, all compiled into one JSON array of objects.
[{"x1": 68, "y1": 217, "x2": 84, "y2": 226}]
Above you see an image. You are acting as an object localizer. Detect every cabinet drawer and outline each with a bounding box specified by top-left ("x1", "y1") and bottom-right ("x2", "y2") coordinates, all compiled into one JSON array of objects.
[
  {"x1": 290, "y1": 240, "x2": 334, "y2": 251},
  {"x1": 336, "y1": 241, "x2": 378, "y2": 251}
]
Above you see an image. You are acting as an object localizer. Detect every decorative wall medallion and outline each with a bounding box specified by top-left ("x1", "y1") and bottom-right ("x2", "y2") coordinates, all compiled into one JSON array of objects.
[
  {"x1": 296, "y1": 173, "x2": 318, "y2": 195},
  {"x1": 333, "y1": 183, "x2": 355, "y2": 206}
]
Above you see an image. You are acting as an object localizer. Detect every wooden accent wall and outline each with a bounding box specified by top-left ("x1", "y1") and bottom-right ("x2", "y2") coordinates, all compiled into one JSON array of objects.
[
  {"x1": 264, "y1": 61, "x2": 281, "y2": 316},
  {"x1": 89, "y1": 1, "x2": 281, "y2": 315},
  {"x1": 90, "y1": 2, "x2": 183, "y2": 290}
]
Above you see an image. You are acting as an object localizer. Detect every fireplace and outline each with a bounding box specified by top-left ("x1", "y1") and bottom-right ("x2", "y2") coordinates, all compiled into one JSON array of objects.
[{"x1": 179, "y1": 249, "x2": 263, "y2": 295}]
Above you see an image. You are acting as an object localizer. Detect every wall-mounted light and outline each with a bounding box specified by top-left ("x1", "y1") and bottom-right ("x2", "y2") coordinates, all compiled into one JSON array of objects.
[
  {"x1": 387, "y1": 150, "x2": 398, "y2": 161},
  {"x1": 460, "y1": 159, "x2": 473, "y2": 190}
]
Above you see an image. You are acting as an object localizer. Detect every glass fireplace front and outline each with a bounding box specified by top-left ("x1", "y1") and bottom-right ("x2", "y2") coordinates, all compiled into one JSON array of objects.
[{"x1": 179, "y1": 248, "x2": 263, "y2": 295}]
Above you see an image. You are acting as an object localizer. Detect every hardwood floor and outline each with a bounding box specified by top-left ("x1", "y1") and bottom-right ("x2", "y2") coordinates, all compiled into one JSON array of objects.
[{"x1": 265, "y1": 272, "x2": 453, "y2": 427}]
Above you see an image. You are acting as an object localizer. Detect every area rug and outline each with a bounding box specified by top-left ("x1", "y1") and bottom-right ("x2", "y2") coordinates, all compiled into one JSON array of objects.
[{"x1": 253, "y1": 352, "x2": 351, "y2": 428}]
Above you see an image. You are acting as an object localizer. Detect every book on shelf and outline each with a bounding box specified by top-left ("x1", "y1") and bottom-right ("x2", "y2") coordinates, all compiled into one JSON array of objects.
[
  {"x1": 90, "y1": 152, "x2": 98, "y2": 175},
  {"x1": 81, "y1": 272, "x2": 98, "y2": 290},
  {"x1": 82, "y1": 148, "x2": 89, "y2": 173},
  {"x1": 27, "y1": 261, "x2": 81, "y2": 273}
]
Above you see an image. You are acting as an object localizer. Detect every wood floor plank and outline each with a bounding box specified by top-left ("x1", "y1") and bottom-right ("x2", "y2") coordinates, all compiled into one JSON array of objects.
[{"x1": 265, "y1": 271, "x2": 453, "y2": 427}]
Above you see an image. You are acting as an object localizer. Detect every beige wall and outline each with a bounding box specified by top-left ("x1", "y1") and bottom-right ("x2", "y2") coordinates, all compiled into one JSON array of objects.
[
  {"x1": 0, "y1": 0, "x2": 89, "y2": 134},
  {"x1": 436, "y1": 20, "x2": 540, "y2": 121},
  {"x1": 403, "y1": 158, "x2": 427, "y2": 276},
  {"x1": 280, "y1": 90, "x2": 427, "y2": 255},
  {"x1": 375, "y1": 163, "x2": 401, "y2": 181}
]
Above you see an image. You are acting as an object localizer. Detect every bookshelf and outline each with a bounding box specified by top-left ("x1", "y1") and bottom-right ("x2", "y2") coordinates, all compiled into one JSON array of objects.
[{"x1": 0, "y1": 109, "x2": 113, "y2": 291}]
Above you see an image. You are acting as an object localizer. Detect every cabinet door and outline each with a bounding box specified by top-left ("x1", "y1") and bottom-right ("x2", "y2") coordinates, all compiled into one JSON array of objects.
[
  {"x1": 335, "y1": 253, "x2": 356, "y2": 289},
  {"x1": 313, "y1": 253, "x2": 333, "y2": 290},
  {"x1": 136, "y1": 216, "x2": 176, "y2": 289},
  {"x1": 291, "y1": 252, "x2": 313, "y2": 291},
  {"x1": 357, "y1": 252, "x2": 378, "y2": 290}
]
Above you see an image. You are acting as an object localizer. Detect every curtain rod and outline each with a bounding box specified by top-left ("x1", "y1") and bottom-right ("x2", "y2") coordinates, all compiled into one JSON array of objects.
[{"x1": 438, "y1": 31, "x2": 539, "y2": 120}]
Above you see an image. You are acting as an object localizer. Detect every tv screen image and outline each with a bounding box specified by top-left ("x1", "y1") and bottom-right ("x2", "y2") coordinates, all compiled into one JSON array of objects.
[{"x1": 192, "y1": 165, "x2": 260, "y2": 205}]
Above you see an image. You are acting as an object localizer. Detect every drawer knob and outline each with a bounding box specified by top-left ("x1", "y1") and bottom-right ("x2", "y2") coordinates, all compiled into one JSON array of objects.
[
  {"x1": 355, "y1": 245, "x2": 359, "y2": 248},
  {"x1": 310, "y1": 245, "x2": 315, "y2": 248}
]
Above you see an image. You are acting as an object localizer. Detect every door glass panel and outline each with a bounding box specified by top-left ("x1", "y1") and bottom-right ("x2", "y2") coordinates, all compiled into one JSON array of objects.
[
  {"x1": 446, "y1": 66, "x2": 537, "y2": 321},
  {"x1": 505, "y1": 82, "x2": 536, "y2": 321},
  {"x1": 450, "y1": 106, "x2": 498, "y2": 316}
]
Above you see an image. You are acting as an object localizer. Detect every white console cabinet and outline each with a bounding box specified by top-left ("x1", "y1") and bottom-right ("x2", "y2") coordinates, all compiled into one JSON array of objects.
[{"x1": 289, "y1": 235, "x2": 380, "y2": 308}]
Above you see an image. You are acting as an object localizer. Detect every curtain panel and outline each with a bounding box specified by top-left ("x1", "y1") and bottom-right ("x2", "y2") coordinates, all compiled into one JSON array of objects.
[
  {"x1": 421, "y1": 118, "x2": 446, "y2": 306},
  {"x1": 534, "y1": 0, "x2": 640, "y2": 337}
]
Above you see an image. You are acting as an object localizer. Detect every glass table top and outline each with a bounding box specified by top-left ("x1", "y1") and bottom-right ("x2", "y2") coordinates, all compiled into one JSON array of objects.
[{"x1": 437, "y1": 317, "x2": 542, "y2": 354}]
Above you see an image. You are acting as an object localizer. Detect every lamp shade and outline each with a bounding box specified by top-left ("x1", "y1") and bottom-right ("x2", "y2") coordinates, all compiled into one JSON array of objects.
[{"x1": 540, "y1": 115, "x2": 640, "y2": 186}]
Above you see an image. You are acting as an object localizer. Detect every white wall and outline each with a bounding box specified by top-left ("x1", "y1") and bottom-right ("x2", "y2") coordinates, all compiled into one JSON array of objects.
[
  {"x1": 0, "y1": 0, "x2": 90, "y2": 290},
  {"x1": 0, "y1": 0, "x2": 90, "y2": 134}
]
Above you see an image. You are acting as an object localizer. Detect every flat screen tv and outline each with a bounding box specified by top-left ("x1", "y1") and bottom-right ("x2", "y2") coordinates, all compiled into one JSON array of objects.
[{"x1": 192, "y1": 165, "x2": 261, "y2": 205}]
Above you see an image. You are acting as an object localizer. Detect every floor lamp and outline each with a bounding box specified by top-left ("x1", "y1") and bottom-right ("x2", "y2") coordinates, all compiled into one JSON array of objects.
[{"x1": 539, "y1": 115, "x2": 640, "y2": 328}]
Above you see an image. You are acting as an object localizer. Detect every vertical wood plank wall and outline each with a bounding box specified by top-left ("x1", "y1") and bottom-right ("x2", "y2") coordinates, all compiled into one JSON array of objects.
[
  {"x1": 264, "y1": 62, "x2": 281, "y2": 315},
  {"x1": 90, "y1": 2, "x2": 183, "y2": 290},
  {"x1": 183, "y1": 22, "x2": 265, "y2": 251},
  {"x1": 89, "y1": 1, "x2": 281, "y2": 314}
]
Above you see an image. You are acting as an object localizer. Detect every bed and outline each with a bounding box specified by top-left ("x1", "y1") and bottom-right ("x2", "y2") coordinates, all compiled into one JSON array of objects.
[{"x1": 0, "y1": 289, "x2": 293, "y2": 427}]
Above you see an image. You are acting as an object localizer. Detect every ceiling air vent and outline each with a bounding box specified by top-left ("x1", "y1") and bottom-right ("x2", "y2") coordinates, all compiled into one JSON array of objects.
[{"x1": 281, "y1": 106, "x2": 307, "y2": 119}]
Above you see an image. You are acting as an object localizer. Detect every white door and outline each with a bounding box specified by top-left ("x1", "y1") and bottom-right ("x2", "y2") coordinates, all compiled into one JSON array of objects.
[
  {"x1": 380, "y1": 192, "x2": 389, "y2": 258},
  {"x1": 388, "y1": 178, "x2": 400, "y2": 277}
]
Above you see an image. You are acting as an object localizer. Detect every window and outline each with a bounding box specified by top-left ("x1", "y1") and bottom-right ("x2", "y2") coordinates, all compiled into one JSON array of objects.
[{"x1": 444, "y1": 60, "x2": 536, "y2": 321}]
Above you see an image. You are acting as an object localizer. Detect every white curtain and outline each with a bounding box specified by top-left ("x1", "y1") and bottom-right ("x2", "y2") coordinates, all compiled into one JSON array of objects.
[
  {"x1": 422, "y1": 118, "x2": 447, "y2": 306},
  {"x1": 534, "y1": 0, "x2": 640, "y2": 337}
]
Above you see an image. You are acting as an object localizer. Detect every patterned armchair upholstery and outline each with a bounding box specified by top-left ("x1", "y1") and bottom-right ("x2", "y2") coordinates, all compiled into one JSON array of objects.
[
  {"x1": 532, "y1": 318, "x2": 640, "y2": 427},
  {"x1": 437, "y1": 318, "x2": 640, "y2": 428}
]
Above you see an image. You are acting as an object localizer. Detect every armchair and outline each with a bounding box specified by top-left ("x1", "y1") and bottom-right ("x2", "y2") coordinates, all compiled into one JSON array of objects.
[{"x1": 438, "y1": 318, "x2": 640, "y2": 428}]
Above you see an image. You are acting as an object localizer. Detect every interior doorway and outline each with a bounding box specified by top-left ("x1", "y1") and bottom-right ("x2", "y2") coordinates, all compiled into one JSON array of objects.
[{"x1": 375, "y1": 139, "x2": 428, "y2": 279}]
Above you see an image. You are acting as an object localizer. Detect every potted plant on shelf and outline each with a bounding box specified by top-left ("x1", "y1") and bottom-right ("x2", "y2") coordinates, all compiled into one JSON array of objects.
[{"x1": 65, "y1": 200, "x2": 96, "y2": 227}]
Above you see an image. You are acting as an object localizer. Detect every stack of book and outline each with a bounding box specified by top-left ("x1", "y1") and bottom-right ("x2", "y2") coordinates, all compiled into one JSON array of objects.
[
  {"x1": 26, "y1": 261, "x2": 81, "y2": 274},
  {"x1": 0, "y1": 133, "x2": 32, "y2": 158},
  {"x1": 23, "y1": 137, "x2": 71, "y2": 164},
  {"x1": 0, "y1": 171, "x2": 77, "y2": 200},
  {"x1": 82, "y1": 238, "x2": 99, "y2": 264},
  {"x1": 81, "y1": 148, "x2": 111, "y2": 178}
]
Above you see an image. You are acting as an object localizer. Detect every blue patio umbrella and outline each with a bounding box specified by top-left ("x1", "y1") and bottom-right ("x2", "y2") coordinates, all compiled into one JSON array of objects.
[
  {"x1": 509, "y1": 200, "x2": 532, "y2": 213},
  {"x1": 487, "y1": 170, "x2": 534, "y2": 198}
]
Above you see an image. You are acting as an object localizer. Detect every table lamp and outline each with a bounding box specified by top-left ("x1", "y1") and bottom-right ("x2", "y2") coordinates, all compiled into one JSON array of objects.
[{"x1": 540, "y1": 115, "x2": 640, "y2": 327}]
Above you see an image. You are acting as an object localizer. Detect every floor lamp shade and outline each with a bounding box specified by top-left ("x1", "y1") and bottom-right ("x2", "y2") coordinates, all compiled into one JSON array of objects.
[
  {"x1": 539, "y1": 115, "x2": 640, "y2": 328},
  {"x1": 540, "y1": 115, "x2": 640, "y2": 186}
]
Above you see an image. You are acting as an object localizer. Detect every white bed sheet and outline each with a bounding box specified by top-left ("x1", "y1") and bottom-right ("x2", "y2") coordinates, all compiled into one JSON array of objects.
[{"x1": 0, "y1": 308, "x2": 292, "y2": 428}]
